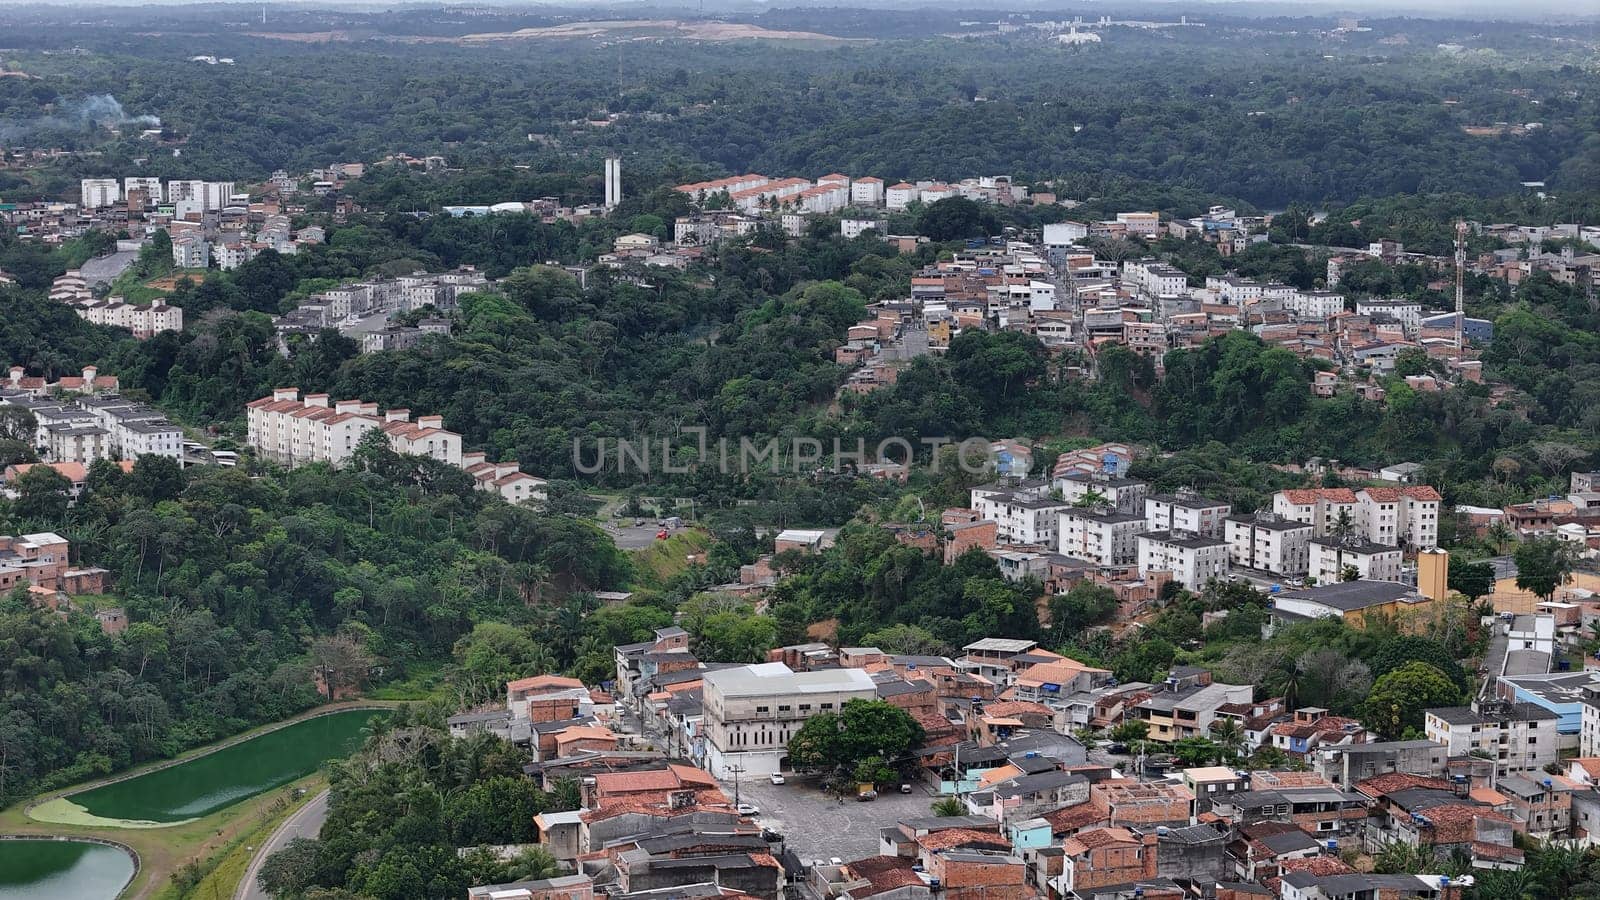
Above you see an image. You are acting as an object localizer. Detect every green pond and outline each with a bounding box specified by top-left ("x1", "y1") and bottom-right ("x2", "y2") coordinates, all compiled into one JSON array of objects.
[
  {"x1": 0, "y1": 839, "x2": 135, "y2": 900},
  {"x1": 44, "y1": 709, "x2": 381, "y2": 827}
]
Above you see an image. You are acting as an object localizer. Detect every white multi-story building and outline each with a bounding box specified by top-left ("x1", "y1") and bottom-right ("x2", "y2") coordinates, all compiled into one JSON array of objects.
[
  {"x1": 247, "y1": 389, "x2": 457, "y2": 468},
  {"x1": 885, "y1": 182, "x2": 919, "y2": 210},
  {"x1": 841, "y1": 218, "x2": 888, "y2": 240},
  {"x1": 1122, "y1": 259, "x2": 1189, "y2": 300},
  {"x1": 1224, "y1": 513, "x2": 1313, "y2": 576},
  {"x1": 1145, "y1": 490, "x2": 1231, "y2": 538},
  {"x1": 1309, "y1": 539, "x2": 1403, "y2": 583},
  {"x1": 172, "y1": 236, "x2": 209, "y2": 269},
  {"x1": 971, "y1": 489, "x2": 1071, "y2": 545},
  {"x1": 1286, "y1": 290, "x2": 1346, "y2": 320},
  {"x1": 850, "y1": 177, "x2": 884, "y2": 206},
  {"x1": 123, "y1": 177, "x2": 164, "y2": 203},
  {"x1": 1355, "y1": 487, "x2": 1441, "y2": 550},
  {"x1": 1272, "y1": 489, "x2": 1360, "y2": 538},
  {"x1": 1355, "y1": 299, "x2": 1425, "y2": 331},
  {"x1": 1137, "y1": 531, "x2": 1229, "y2": 590},
  {"x1": 1058, "y1": 508, "x2": 1144, "y2": 566},
  {"x1": 72, "y1": 299, "x2": 183, "y2": 339},
  {"x1": 1425, "y1": 702, "x2": 1559, "y2": 778},
  {"x1": 701, "y1": 662, "x2": 877, "y2": 778},
  {"x1": 1206, "y1": 275, "x2": 1264, "y2": 305},
  {"x1": 1054, "y1": 471, "x2": 1148, "y2": 516},
  {"x1": 214, "y1": 242, "x2": 254, "y2": 271},
  {"x1": 1043, "y1": 221, "x2": 1089, "y2": 248},
  {"x1": 80, "y1": 179, "x2": 120, "y2": 209}
]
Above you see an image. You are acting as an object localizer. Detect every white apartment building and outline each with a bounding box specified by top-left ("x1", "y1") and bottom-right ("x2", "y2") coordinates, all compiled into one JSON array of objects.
[
  {"x1": 701, "y1": 662, "x2": 877, "y2": 777},
  {"x1": 123, "y1": 177, "x2": 164, "y2": 203},
  {"x1": 1054, "y1": 471, "x2": 1148, "y2": 516},
  {"x1": 1309, "y1": 539, "x2": 1403, "y2": 583},
  {"x1": 850, "y1": 177, "x2": 884, "y2": 206},
  {"x1": 1043, "y1": 221, "x2": 1089, "y2": 248},
  {"x1": 117, "y1": 418, "x2": 184, "y2": 459},
  {"x1": 971, "y1": 490, "x2": 1072, "y2": 545},
  {"x1": 1272, "y1": 489, "x2": 1360, "y2": 538},
  {"x1": 73, "y1": 299, "x2": 183, "y2": 339},
  {"x1": 80, "y1": 179, "x2": 120, "y2": 209},
  {"x1": 1355, "y1": 299, "x2": 1425, "y2": 330},
  {"x1": 1355, "y1": 487, "x2": 1441, "y2": 550},
  {"x1": 1145, "y1": 491, "x2": 1231, "y2": 538},
  {"x1": 1424, "y1": 702, "x2": 1558, "y2": 778},
  {"x1": 1138, "y1": 531, "x2": 1229, "y2": 590},
  {"x1": 247, "y1": 390, "x2": 455, "y2": 468},
  {"x1": 1286, "y1": 290, "x2": 1346, "y2": 320},
  {"x1": 215, "y1": 243, "x2": 254, "y2": 271},
  {"x1": 1122, "y1": 259, "x2": 1189, "y2": 300},
  {"x1": 1058, "y1": 508, "x2": 1144, "y2": 566},
  {"x1": 172, "y1": 236, "x2": 209, "y2": 270},
  {"x1": 1206, "y1": 275, "x2": 1264, "y2": 305},
  {"x1": 885, "y1": 182, "x2": 919, "y2": 210},
  {"x1": 841, "y1": 218, "x2": 888, "y2": 240},
  {"x1": 1225, "y1": 513, "x2": 1314, "y2": 576}
]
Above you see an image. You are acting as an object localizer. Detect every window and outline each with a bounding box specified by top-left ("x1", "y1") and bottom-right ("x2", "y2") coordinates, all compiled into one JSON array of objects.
[{"x1": 755, "y1": 705, "x2": 769, "y2": 713}]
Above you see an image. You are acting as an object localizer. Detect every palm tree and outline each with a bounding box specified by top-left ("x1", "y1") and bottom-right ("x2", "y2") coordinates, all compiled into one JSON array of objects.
[
  {"x1": 1487, "y1": 520, "x2": 1516, "y2": 555},
  {"x1": 1209, "y1": 719, "x2": 1246, "y2": 761},
  {"x1": 1072, "y1": 487, "x2": 1110, "y2": 512},
  {"x1": 1331, "y1": 508, "x2": 1355, "y2": 541},
  {"x1": 931, "y1": 797, "x2": 967, "y2": 817}
]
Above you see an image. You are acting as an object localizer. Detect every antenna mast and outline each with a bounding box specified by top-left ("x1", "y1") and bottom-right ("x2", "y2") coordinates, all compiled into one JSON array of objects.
[{"x1": 1453, "y1": 220, "x2": 1467, "y2": 353}]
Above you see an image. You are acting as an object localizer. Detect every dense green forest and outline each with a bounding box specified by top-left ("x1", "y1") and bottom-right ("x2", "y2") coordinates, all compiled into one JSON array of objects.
[{"x1": 0, "y1": 7, "x2": 1595, "y2": 207}]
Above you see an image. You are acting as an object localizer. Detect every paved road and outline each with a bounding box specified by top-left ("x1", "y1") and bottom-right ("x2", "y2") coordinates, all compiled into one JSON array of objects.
[
  {"x1": 728, "y1": 775, "x2": 933, "y2": 863},
  {"x1": 236, "y1": 789, "x2": 330, "y2": 900}
]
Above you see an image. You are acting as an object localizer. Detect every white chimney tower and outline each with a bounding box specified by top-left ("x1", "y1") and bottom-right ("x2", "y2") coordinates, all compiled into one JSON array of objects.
[{"x1": 601, "y1": 156, "x2": 620, "y2": 209}]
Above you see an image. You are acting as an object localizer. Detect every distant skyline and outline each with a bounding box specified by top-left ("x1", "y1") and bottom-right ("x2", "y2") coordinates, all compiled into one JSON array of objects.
[{"x1": 5, "y1": 0, "x2": 1598, "y2": 18}]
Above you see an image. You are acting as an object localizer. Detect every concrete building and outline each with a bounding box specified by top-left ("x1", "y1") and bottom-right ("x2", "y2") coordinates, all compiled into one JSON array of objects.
[
  {"x1": 1059, "y1": 508, "x2": 1144, "y2": 566},
  {"x1": 80, "y1": 178, "x2": 120, "y2": 209},
  {"x1": 604, "y1": 157, "x2": 622, "y2": 209},
  {"x1": 1145, "y1": 490, "x2": 1231, "y2": 538},
  {"x1": 1268, "y1": 581, "x2": 1433, "y2": 630},
  {"x1": 245, "y1": 389, "x2": 471, "y2": 470},
  {"x1": 1354, "y1": 486, "x2": 1442, "y2": 550},
  {"x1": 1314, "y1": 740, "x2": 1447, "y2": 790},
  {"x1": 701, "y1": 662, "x2": 877, "y2": 777},
  {"x1": 851, "y1": 176, "x2": 884, "y2": 206},
  {"x1": 1137, "y1": 531, "x2": 1229, "y2": 590},
  {"x1": 172, "y1": 235, "x2": 209, "y2": 269},
  {"x1": 1272, "y1": 489, "x2": 1359, "y2": 539},
  {"x1": 1055, "y1": 471, "x2": 1148, "y2": 516},
  {"x1": 1424, "y1": 700, "x2": 1559, "y2": 777},
  {"x1": 1224, "y1": 512, "x2": 1313, "y2": 576},
  {"x1": 1309, "y1": 539, "x2": 1403, "y2": 584}
]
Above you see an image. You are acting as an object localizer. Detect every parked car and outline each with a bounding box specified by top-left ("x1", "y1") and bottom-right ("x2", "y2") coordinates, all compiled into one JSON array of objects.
[
  {"x1": 736, "y1": 803, "x2": 760, "y2": 816},
  {"x1": 769, "y1": 772, "x2": 785, "y2": 785},
  {"x1": 898, "y1": 783, "x2": 913, "y2": 794}
]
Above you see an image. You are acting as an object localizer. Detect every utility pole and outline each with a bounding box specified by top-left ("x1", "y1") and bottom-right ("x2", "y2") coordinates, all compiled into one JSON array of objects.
[{"x1": 729, "y1": 763, "x2": 745, "y2": 808}]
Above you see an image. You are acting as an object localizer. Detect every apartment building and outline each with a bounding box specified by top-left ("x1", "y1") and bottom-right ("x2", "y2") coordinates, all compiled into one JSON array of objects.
[
  {"x1": 72, "y1": 298, "x2": 184, "y2": 338},
  {"x1": 1309, "y1": 539, "x2": 1403, "y2": 583},
  {"x1": 1055, "y1": 471, "x2": 1148, "y2": 516},
  {"x1": 0, "y1": 531, "x2": 105, "y2": 595},
  {"x1": 1137, "y1": 531, "x2": 1229, "y2": 590},
  {"x1": 1424, "y1": 701, "x2": 1559, "y2": 778},
  {"x1": 172, "y1": 235, "x2": 210, "y2": 270},
  {"x1": 1355, "y1": 487, "x2": 1441, "y2": 550},
  {"x1": 246, "y1": 389, "x2": 461, "y2": 469},
  {"x1": 1224, "y1": 512, "x2": 1313, "y2": 576},
  {"x1": 1285, "y1": 290, "x2": 1346, "y2": 320},
  {"x1": 1272, "y1": 488, "x2": 1359, "y2": 538},
  {"x1": 123, "y1": 177, "x2": 163, "y2": 203},
  {"x1": 886, "y1": 183, "x2": 919, "y2": 210},
  {"x1": 1116, "y1": 211, "x2": 1161, "y2": 237},
  {"x1": 971, "y1": 483, "x2": 1072, "y2": 545},
  {"x1": 80, "y1": 178, "x2": 120, "y2": 209},
  {"x1": 1145, "y1": 490, "x2": 1231, "y2": 538},
  {"x1": 1058, "y1": 508, "x2": 1144, "y2": 566},
  {"x1": 701, "y1": 662, "x2": 877, "y2": 777},
  {"x1": 851, "y1": 176, "x2": 884, "y2": 206}
]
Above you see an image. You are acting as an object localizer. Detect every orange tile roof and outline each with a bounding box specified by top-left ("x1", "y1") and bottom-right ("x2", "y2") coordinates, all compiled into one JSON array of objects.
[
  {"x1": 1354, "y1": 773, "x2": 1452, "y2": 798},
  {"x1": 917, "y1": 827, "x2": 1007, "y2": 851},
  {"x1": 1280, "y1": 488, "x2": 1357, "y2": 505},
  {"x1": 1046, "y1": 802, "x2": 1109, "y2": 833}
]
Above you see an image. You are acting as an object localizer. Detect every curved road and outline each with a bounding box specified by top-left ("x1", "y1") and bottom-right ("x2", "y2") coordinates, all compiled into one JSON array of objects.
[{"x1": 236, "y1": 789, "x2": 330, "y2": 900}]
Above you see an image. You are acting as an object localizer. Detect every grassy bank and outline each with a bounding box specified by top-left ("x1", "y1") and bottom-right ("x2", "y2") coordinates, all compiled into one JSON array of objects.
[
  {"x1": 0, "y1": 701, "x2": 392, "y2": 899},
  {"x1": 155, "y1": 778, "x2": 325, "y2": 900}
]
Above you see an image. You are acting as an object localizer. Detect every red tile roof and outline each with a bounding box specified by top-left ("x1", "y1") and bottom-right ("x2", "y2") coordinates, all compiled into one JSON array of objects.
[
  {"x1": 916, "y1": 827, "x2": 1007, "y2": 851},
  {"x1": 1280, "y1": 488, "x2": 1357, "y2": 505},
  {"x1": 1354, "y1": 773, "x2": 1453, "y2": 799}
]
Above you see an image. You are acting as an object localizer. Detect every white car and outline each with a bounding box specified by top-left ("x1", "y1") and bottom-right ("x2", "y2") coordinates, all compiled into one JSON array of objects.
[
  {"x1": 769, "y1": 773, "x2": 785, "y2": 785},
  {"x1": 736, "y1": 803, "x2": 760, "y2": 816}
]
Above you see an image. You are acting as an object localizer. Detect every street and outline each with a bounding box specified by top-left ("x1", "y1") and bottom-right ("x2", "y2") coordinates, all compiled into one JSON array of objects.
[{"x1": 236, "y1": 789, "x2": 330, "y2": 900}]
